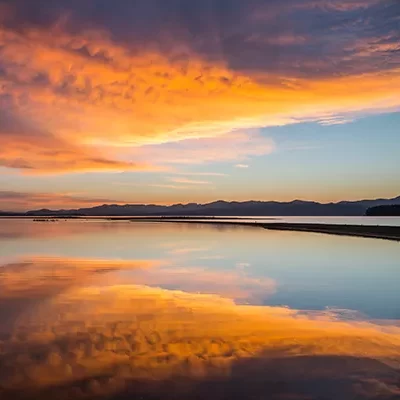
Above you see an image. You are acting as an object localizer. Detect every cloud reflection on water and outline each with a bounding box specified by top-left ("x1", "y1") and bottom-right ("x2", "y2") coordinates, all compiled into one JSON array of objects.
[
  {"x1": 123, "y1": 265, "x2": 276, "y2": 304},
  {"x1": 0, "y1": 256, "x2": 399, "y2": 399},
  {"x1": 0, "y1": 257, "x2": 158, "y2": 330}
]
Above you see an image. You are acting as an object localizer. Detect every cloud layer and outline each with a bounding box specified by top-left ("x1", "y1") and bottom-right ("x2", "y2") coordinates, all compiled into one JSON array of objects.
[
  {"x1": 0, "y1": 190, "x2": 127, "y2": 210},
  {"x1": 0, "y1": 0, "x2": 399, "y2": 173}
]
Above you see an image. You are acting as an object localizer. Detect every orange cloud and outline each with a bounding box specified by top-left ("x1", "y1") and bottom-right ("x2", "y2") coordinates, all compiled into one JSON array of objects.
[
  {"x1": 0, "y1": 114, "x2": 153, "y2": 174},
  {"x1": 0, "y1": 24, "x2": 399, "y2": 173}
]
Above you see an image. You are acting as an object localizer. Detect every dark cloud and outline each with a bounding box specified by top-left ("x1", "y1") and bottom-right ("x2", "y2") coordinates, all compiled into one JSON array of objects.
[{"x1": 1, "y1": 0, "x2": 399, "y2": 78}]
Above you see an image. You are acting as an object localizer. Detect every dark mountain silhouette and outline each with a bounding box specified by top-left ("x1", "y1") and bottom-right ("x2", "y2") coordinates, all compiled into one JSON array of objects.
[
  {"x1": 366, "y1": 204, "x2": 400, "y2": 216},
  {"x1": 2, "y1": 195, "x2": 396, "y2": 217}
]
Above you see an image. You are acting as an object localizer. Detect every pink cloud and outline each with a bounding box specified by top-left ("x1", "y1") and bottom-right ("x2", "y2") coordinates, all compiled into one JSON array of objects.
[{"x1": 124, "y1": 131, "x2": 275, "y2": 166}]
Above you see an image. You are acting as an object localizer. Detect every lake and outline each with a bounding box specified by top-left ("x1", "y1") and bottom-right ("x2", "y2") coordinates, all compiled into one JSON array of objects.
[
  {"x1": 124, "y1": 215, "x2": 400, "y2": 226},
  {"x1": 0, "y1": 219, "x2": 399, "y2": 399}
]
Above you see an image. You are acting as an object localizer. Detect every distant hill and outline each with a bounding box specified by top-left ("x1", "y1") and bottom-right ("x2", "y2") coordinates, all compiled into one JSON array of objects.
[
  {"x1": 366, "y1": 205, "x2": 400, "y2": 216},
  {"x1": 10, "y1": 195, "x2": 399, "y2": 217}
]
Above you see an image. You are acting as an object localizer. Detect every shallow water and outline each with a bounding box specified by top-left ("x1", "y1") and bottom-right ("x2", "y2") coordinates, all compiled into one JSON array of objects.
[{"x1": 0, "y1": 219, "x2": 399, "y2": 399}]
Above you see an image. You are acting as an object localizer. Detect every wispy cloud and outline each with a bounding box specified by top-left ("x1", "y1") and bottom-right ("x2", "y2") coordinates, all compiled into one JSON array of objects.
[
  {"x1": 317, "y1": 114, "x2": 354, "y2": 126},
  {"x1": 198, "y1": 255, "x2": 226, "y2": 260},
  {"x1": 167, "y1": 248, "x2": 209, "y2": 256},
  {"x1": 173, "y1": 172, "x2": 228, "y2": 177},
  {"x1": 168, "y1": 177, "x2": 212, "y2": 185},
  {"x1": 125, "y1": 132, "x2": 275, "y2": 166},
  {"x1": 236, "y1": 262, "x2": 251, "y2": 269},
  {"x1": 235, "y1": 164, "x2": 249, "y2": 169},
  {"x1": 279, "y1": 141, "x2": 322, "y2": 152},
  {"x1": 149, "y1": 184, "x2": 193, "y2": 190}
]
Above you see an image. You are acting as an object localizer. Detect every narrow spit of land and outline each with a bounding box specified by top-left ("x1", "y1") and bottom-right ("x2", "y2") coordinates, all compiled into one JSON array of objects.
[{"x1": 126, "y1": 219, "x2": 400, "y2": 241}]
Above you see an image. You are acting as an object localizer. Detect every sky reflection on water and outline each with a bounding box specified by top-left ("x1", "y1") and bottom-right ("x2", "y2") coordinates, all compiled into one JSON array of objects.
[
  {"x1": 0, "y1": 219, "x2": 399, "y2": 399},
  {"x1": 1, "y1": 219, "x2": 399, "y2": 318}
]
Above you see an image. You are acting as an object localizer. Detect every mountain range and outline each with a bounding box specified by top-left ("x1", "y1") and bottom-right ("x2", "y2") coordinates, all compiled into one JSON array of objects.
[{"x1": 1, "y1": 196, "x2": 400, "y2": 217}]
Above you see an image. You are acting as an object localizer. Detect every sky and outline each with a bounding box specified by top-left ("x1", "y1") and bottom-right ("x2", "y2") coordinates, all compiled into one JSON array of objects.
[{"x1": 0, "y1": 0, "x2": 399, "y2": 211}]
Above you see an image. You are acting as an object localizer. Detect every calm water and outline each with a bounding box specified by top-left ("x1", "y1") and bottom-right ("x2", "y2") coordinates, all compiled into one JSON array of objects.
[
  {"x1": 125, "y1": 215, "x2": 400, "y2": 226},
  {"x1": 0, "y1": 219, "x2": 399, "y2": 399}
]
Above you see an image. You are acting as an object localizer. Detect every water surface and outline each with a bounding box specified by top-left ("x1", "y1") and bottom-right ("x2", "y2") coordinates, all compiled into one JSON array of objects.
[
  {"x1": 1, "y1": 218, "x2": 399, "y2": 318},
  {"x1": 130, "y1": 215, "x2": 400, "y2": 226},
  {"x1": 0, "y1": 219, "x2": 399, "y2": 399}
]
